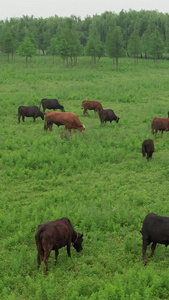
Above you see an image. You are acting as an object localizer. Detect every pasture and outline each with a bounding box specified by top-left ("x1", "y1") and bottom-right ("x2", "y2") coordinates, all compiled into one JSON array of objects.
[{"x1": 1, "y1": 55, "x2": 169, "y2": 299}]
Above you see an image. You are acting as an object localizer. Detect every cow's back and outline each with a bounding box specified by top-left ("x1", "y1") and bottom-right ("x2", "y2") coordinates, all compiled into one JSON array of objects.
[
  {"x1": 142, "y1": 213, "x2": 169, "y2": 241},
  {"x1": 82, "y1": 100, "x2": 103, "y2": 110},
  {"x1": 36, "y1": 218, "x2": 73, "y2": 248},
  {"x1": 151, "y1": 118, "x2": 169, "y2": 132}
]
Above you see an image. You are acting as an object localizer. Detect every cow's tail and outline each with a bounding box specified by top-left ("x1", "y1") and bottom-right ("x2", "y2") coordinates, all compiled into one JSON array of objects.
[{"x1": 35, "y1": 227, "x2": 45, "y2": 260}]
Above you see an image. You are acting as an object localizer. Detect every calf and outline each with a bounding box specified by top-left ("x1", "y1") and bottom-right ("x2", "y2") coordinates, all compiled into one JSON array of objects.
[
  {"x1": 140, "y1": 213, "x2": 169, "y2": 265},
  {"x1": 35, "y1": 217, "x2": 83, "y2": 274},
  {"x1": 18, "y1": 106, "x2": 44, "y2": 123},
  {"x1": 142, "y1": 139, "x2": 154, "y2": 161},
  {"x1": 99, "y1": 109, "x2": 120, "y2": 124},
  {"x1": 82, "y1": 100, "x2": 103, "y2": 116},
  {"x1": 40, "y1": 98, "x2": 65, "y2": 113}
]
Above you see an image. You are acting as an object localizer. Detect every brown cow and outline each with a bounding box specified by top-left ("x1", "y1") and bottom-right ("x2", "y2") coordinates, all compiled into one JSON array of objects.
[
  {"x1": 35, "y1": 217, "x2": 83, "y2": 274},
  {"x1": 44, "y1": 111, "x2": 85, "y2": 134},
  {"x1": 82, "y1": 100, "x2": 103, "y2": 116},
  {"x1": 142, "y1": 139, "x2": 154, "y2": 161},
  {"x1": 151, "y1": 118, "x2": 169, "y2": 135}
]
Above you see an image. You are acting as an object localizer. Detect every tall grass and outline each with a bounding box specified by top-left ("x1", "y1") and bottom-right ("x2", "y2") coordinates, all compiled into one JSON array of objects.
[{"x1": 1, "y1": 55, "x2": 169, "y2": 299}]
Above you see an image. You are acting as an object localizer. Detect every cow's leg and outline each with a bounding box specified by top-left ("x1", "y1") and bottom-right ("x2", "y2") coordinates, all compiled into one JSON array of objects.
[
  {"x1": 43, "y1": 250, "x2": 51, "y2": 275},
  {"x1": 83, "y1": 108, "x2": 89, "y2": 116},
  {"x1": 150, "y1": 242, "x2": 156, "y2": 257},
  {"x1": 49, "y1": 124, "x2": 53, "y2": 132},
  {"x1": 42, "y1": 242, "x2": 53, "y2": 275},
  {"x1": 142, "y1": 147, "x2": 146, "y2": 157},
  {"x1": 22, "y1": 116, "x2": 25, "y2": 122},
  {"x1": 54, "y1": 249, "x2": 59, "y2": 265},
  {"x1": 18, "y1": 114, "x2": 21, "y2": 123},
  {"x1": 142, "y1": 238, "x2": 148, "y2": 265},
  {"x1": 37, "y1": 253, "x2": 41, "y2": 270},
  {"x1": 66, "y1": 242, "x2": 71, "y2": 257}
]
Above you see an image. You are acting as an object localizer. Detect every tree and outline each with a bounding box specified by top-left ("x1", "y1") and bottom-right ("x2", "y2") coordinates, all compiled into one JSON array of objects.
[
  {"x1": 86, "y1": 19, "x2": 105, "y2": 68},
  {"x1": 128, "y1": 30, "x2": 141, "y2": 64},
  {"x1": 0, "y1": 22, "x2": 17, "y2": 62},
  {"x1": 47, "y1": 36, "x2": 58, "y2": 63},
  {"x1": 149, "y1": 27, "x2": 164, "y2": 67},
  {"x1": 18, "y1": 33, "x2": 36, "y2": 66},
  {"x1": 141, "y1": 27, "x2": 151, "y2": 58},
  {"x1": 106, "y1": 26, "x2": 124, "y2": 70}
]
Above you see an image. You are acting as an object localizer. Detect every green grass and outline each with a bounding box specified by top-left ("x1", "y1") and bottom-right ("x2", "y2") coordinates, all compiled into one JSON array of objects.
[{"x1": 1, "y1": 55, "x2": 169, "y2": 299}]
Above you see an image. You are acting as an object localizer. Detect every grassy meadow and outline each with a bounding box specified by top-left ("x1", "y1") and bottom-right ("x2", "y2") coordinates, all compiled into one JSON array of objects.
[{"x1": 1, "y1": 55, "x2": 169, "y2": 299}]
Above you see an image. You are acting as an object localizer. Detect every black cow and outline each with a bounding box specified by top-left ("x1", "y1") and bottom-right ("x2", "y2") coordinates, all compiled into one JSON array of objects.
[
  {"x1": 140, "y1": 213, "x2": 169, "y2": 265},
  {"x1": 99, "y1": 109, "x2": 120, "y2": 124},
  {"x1": 40, "y1": 98, "x2": 65, "y2": 113},
  {"x1": 142, "y1": 139, "x2": 154, "y2": 161},
  {"x1": 18, "y1": 106, "x2": 44, "y2": 123},
  {"x1": 35, "y1": 217, "x2": 83, "y2": 274}
]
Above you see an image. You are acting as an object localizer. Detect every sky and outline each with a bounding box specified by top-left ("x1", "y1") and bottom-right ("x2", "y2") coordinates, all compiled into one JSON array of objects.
[{"x1": 1, "y1": 0, "x2": 169, "y2": 21}]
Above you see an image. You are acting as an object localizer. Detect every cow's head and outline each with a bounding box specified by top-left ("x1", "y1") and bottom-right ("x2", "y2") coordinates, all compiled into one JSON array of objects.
[
  {"x1": 116, "y1": 117, "x2": 120, "y2": 123},
  {"x1": 41, "y1": 112, "x2": 45, "y2": 120},
  {"x1": 61, "y1": 106, "x2": 65, "y2": 112},
  {"x1": 72, "y1": 233, "x2": 83, "y2": 252},
  {"x1": 80, "y1": 124, "x2": 86, "y2": 132}
]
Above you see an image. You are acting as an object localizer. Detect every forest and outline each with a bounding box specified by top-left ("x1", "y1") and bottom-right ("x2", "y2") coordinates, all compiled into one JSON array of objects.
[{"x1": 1, "y1": 9, "x2": 169, "y2": 68}]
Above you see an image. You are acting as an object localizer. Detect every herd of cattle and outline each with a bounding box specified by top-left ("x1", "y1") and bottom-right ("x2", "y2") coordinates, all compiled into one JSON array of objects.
[
  {"x1": 18, "y1": 98, "x2": 169, "y2": 160},
  {"x1": 18, "y1": 99, "x2": 120, "y2": 138},
  {"x1": 18, "y1": 99, "x2": 169, "y2": 273}
]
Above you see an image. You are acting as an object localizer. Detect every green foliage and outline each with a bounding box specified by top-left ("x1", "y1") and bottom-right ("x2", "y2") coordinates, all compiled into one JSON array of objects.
[
  {"x1": 1, "y1": 56, "x2": 169, "y2": 299},
  {"x1": 128, "y1": 30, "x2": 141, "y2": 61},
  {"x1": 18, "y1": 33, "x2": 36, "y2": 65},
  {"x1": 149, "y1": 27, "x2": 165, "y2": 59},
  {"x1": 106, "y1": 26, "x2": 124, "y2": 58}
]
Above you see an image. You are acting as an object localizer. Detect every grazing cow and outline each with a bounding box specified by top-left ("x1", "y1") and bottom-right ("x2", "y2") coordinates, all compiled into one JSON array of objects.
[
  {"x1": 140, "y1": 213, "x2": 169, "y2": 265},
  {"x1": 142, "y1": 139, "x2": 154, "y2": 161},
  {"x1": 44, "y1": 111, "x2": 64, "y2": 131},
  {"x1": 44, "y1": 111, "x2": 85, "y2": 134},
  {"x1": 40, "y1": 98, "x2": 65, "y2": 113},
  {"x1": 18, "y1": 106, "x2": 44, "y2": 123},
  {"x1": 151, "y1": 118, "x2": 169, "y2": 135},
  {"x1": 99, "y1": 109, "x2": 120, "y2": 124},
  {"x1": 35, "y1": 217, "x2": 83, "y2": 274},
  {"x1": 82, "y1": 100, "x2": 103, "y2": 116}
]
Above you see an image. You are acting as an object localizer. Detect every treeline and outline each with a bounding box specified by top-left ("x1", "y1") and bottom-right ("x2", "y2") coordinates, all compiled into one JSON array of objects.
[{"x1": 1, "y1": 10, "x2": 169, "y2": 67}]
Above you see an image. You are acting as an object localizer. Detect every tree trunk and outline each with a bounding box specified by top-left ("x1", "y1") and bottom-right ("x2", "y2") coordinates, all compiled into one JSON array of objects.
[
  {"x1": 91, "y1": 56, "x2": 94, "y2": 69},
  {"x1": 115, "y1": 57, "x2": 118, "y2": 71}
]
